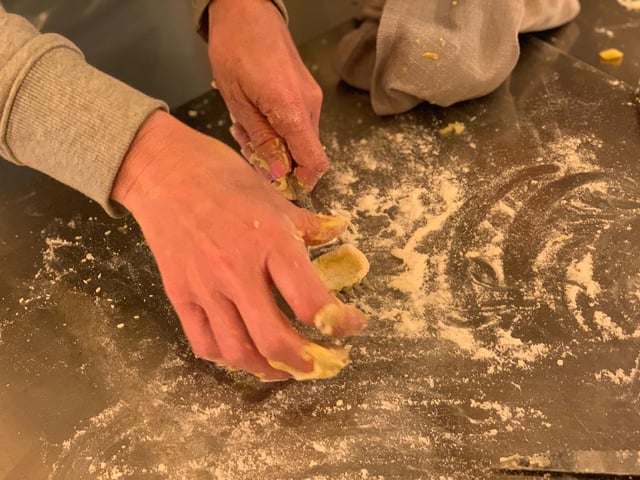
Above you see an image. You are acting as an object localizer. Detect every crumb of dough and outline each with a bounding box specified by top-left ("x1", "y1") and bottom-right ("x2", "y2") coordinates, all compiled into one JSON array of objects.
[
  {"x1": 275, "y1": 177, "x2": 295, "y2": 200},
  {"x1": 439, "y1": 121, "x2": 466, "y2": 136},
  {"x1": 267, "y1": 343, "x2": 350, "y2": 381},
  {"x1": 422, "y1": 51, "x2": 439, "y2": 60},
  {"x1": 499, "y1": 454, "x2": 524, "y2": 467},
  {"x1": 529, "y1": 454, "x2": 552, "y2": 468},
  {"x1": 599, "y1": 48, "x2": 623, "y2": 62},
  {"x1": 313, "y1": 303, "x2": 342, "y2": 336},
  {"x1": 439, "y1": 37, "x2": 447, "y2": 47},
  {"x1": 312, "y1": 244, "x2": 370, "y2": 292}
]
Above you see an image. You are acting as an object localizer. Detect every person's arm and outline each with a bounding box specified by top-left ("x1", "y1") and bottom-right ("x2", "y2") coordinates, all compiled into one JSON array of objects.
[
  {"x1": 192, "y1": 0, "x2": 288, "y2": 40},
  {"x1": 1, "y1": 6, "x2": 367, "y2": 380},
  {"x1": 333, "y1": 0, "x2": 580, "y2": 115},
  {"x1": 0, "y1": 5, "x2": 166, "y2": 216},
  {"x1": 192, "y1": 0, "x2": 329, "y2": 196}
]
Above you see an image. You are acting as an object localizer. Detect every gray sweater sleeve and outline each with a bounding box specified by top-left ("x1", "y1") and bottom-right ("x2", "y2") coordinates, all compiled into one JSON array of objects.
[
  {"x1": 334, "y1": 0, "x2": 580, "y2": 115},
  {"x1": 0, "y1": 5, "x2": 168, "y2": 217}
]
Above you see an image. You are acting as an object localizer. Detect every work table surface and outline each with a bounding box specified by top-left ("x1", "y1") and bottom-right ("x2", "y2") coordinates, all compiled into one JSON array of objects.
[{"x1": 1, "y1": 1, "x2": 639, "y2": 478}]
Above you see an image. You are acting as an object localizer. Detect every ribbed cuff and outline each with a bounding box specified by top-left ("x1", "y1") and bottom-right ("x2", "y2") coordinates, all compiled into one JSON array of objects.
[
  {"x1": 193, "y1": 0, "x2": 289, "y2": 41},
  {"x1": 6, "y1": 47, "x2": 167, "y2": 217}
]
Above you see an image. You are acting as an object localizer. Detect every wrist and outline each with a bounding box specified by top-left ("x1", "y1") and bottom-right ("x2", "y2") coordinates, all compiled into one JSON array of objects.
[
  {"x1": 111, "y1": 110, "x2": 186, "y2": 209},
  {"x1": 208, "y1": 0, "x2": 281, "y2": 29}
]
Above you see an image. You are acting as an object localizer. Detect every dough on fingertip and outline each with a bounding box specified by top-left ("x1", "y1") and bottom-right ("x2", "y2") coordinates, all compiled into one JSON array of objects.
[{"x1": 267, "y1": 343, "x2": 350, "y2": 381}]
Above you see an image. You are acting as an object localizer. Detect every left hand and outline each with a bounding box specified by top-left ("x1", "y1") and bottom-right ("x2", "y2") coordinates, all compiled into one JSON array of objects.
[
  {"x1": 111, "y1": 111, "x2": 366, "y2": 380},
  {"x1": 207, "y1": 0, "x2": 329, "y2": 194}
]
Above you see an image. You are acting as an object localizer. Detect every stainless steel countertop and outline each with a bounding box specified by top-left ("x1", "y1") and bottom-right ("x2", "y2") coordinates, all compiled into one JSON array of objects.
[{"x1": 2, "y1": 2, "x2": 640, "y2": 479}]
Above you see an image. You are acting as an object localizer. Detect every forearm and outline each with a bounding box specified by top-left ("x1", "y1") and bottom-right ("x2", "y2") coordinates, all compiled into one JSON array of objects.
[
  {"x1": 191, "y1": 0, "x2": 288, "y2": 40},
  {"x1": 0, "y1": 7, "x2": 167, "y2": 217}
]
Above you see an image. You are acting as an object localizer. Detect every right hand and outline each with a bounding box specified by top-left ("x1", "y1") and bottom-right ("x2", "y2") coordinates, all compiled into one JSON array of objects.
[
  {"x1": 207, "y1": 0, "x2": 329, "y2": 195},
  {"x1": 111, "y1": 111, "x2": 366, "y2": 380}
]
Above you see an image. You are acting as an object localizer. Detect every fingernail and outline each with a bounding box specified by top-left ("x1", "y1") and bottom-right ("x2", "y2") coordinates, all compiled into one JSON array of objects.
[{"x1": 270, "y1": 161, "x2": 286, "y2": 178}]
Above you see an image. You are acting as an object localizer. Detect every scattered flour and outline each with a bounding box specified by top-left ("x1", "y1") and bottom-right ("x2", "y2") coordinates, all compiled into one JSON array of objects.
[{"x1": 4, "y1": 101, "x2": 638, "y2": 479}]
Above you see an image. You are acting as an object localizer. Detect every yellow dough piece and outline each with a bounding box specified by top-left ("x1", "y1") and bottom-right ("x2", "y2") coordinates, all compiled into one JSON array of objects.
[
  {"x1": 312, "y1": 244, "x2": 370, "y2": 292},
  {"x1": 267, "y1": 343, "x2": 350, "y2": 381},
  {"x1": 313, "y1": 303, "x2": 343, "y2": 336},
  {"x1": 599, "y1": 48, "x2": 623, "y2": 62},
  {"x1": 439, "y1": 121, "x2": 466, "y2": 136}
]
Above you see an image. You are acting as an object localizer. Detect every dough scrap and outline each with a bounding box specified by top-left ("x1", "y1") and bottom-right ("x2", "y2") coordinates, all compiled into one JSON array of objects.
[
  {"x1": 599, "y1": 48, "x2": 624, "y2": 62},
  {"x1": 267, "y1": 343, "x2": 350, "y2": 381},
  {"x1": 313, "y1": 303, "x2": 343, "y2": 336},
  {"x1": 439, "y1": 121, "x2": 466, "y2": 136},
  {"x1": 312, "y1": 244, "x2": 370, "y2": 292}
]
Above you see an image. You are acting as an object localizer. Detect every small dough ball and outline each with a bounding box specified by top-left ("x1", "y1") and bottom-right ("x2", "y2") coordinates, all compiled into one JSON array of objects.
[
  {"x1": 599, "y1": 48, "x2": 623, "y2": 62},
  {"x1": 312, "y1": 244, "x2": 370, "y2": 291}
]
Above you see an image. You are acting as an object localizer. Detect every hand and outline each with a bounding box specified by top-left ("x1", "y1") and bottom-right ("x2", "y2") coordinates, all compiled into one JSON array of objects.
[
  {"x1": 207, "y1": 0, "x2": 329, "y2": 194},
  {"x1": 112, "y1": 111, "x2": 366, "y2": 380}
]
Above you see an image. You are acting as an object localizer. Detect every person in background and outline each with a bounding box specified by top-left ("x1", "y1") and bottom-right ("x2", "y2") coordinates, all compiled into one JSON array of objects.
[{"x1": 0, "y1": 0, "x2": 579, "y2": 380}]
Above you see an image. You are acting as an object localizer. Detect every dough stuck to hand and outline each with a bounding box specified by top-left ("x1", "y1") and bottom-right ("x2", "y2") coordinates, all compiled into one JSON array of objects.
[
  {"x1": 312, "y1": 244, "x2": 370, "y2": 292},
  {"x1": 313, "y1": 303, "x2": 343, "y2": 336},
  {"x1": 267, "y1": 343, "x2": 350, "y2": 381}
]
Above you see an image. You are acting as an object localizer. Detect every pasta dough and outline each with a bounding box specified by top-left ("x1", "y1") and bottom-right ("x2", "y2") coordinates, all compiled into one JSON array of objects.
[
  {"x1": 312, "y1": 244, "x2": 370, "y2": 292},
  {"x1": 267, "y1": 343, "x2": 350, "y2": 381}
]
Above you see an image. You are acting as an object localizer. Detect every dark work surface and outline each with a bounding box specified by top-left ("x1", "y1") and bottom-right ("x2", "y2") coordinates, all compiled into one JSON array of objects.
[{"x1": 1, "y1": 1, "x2": 640, "y2": 479}]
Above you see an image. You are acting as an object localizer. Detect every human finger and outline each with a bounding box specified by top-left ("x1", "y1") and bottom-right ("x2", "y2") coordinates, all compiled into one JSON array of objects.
[
  {"x1": 203, "y1": 292, "x2": 291, "y2": 381},
  {"x1": 173, "y1": 301, "x2": 223, "y2": 363},
  {"x1": 230, "y1": 274, "x2": 350, "y2": 380},
  {"x1": 290, "y1": 207, "x2": 349, "y2": 247},
  {"x1": 263, "y1": 95, "x2": 329, "y2": 189},
  {"x1": 266, "y1": 242, "x2": 367, "y2": 338},
  {"x1": 231, "y1": 100, "x2": 292, "y2": 181}
]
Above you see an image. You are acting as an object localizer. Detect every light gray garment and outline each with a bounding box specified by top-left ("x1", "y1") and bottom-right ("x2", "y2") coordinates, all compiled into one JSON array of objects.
[
  {"x1": 334, "y1": 0, "x2": 581, "y2": 115},
  {"x1": 0, "y1": 4, "x2": 167, "y2": 216},
  {"x1": 0, "y1": 0, "x2": 285, "y2": 218}
]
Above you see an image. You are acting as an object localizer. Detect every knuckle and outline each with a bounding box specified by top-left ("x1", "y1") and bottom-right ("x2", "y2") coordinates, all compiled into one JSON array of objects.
[
  {"x1": 273, "y1": 102, "x2": 307, "y2": 133},
  {"x1": 314, "y1": 154, "x2": 330, "y2": 171},
  {"x1": 249, "y1": 127, "x2": 278, "y2": 149},
  {"x1": 308, "y1": 85, "x2": 323, "y2": 106}
]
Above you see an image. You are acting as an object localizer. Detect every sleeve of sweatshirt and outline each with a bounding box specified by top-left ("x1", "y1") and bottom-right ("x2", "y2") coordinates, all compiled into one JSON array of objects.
[
  {"x1": 192, "y1": 0, "x2": 288, "y2": 40},
  {"x1": 334, "y1": 0, "x2": 580, "y2": 115},
  {"x1": 0, "y1": 6, "x2": 168, "y2": 217}
]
